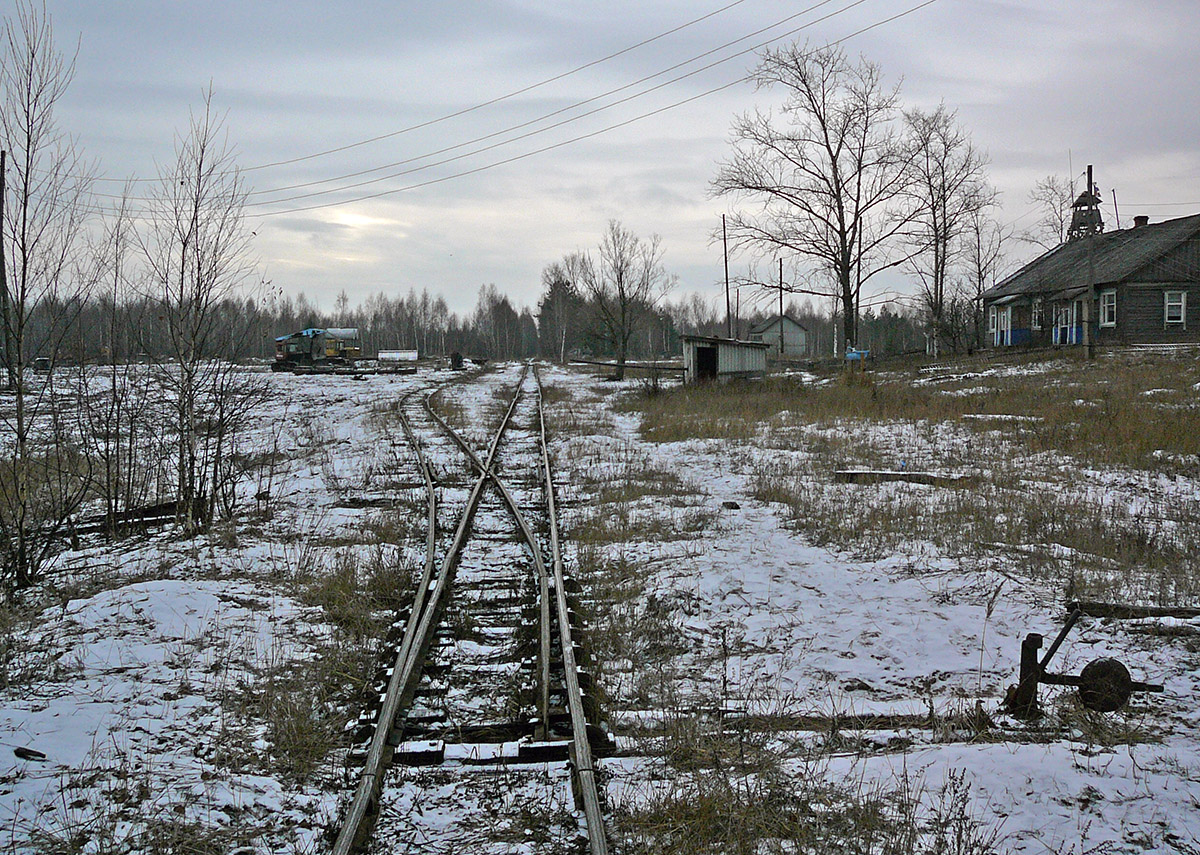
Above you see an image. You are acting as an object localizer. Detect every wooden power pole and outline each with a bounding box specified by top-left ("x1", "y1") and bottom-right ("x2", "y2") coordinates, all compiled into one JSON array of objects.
[
  {"x1": 723, "y1": 214, "x2": 731, "y2": 338},
  {"x1": 1083, "y1": 164, "x2": 1096, "y2": 359},
  {"x1": 778, "y1": 257, "x2": 785, "y2": 357}
]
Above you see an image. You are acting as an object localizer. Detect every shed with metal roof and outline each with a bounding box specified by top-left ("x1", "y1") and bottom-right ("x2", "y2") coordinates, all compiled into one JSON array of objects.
[{"x1": 680, "y1": 335, "x2": 769, "y2": 383}]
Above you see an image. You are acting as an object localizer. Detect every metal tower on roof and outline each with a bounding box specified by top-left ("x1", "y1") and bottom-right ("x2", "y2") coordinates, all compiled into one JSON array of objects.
[{"x1": 1067, "y1": 164, "x2": 1104, "y2": 241}]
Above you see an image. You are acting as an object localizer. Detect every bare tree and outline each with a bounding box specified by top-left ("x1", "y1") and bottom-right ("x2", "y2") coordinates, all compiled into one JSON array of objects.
[
  {"x1": 140, "y1": 89, "x2": 258, "y2": 534},
  {"x1": 903, "y1": 105, "x2": 992, "y2": 355},
  {"x1": 712, "y1": 43, "x2": 914, "y2": 351},
  {"x1": 1023, "y1": 174, "x2": 1074, "y2": 250},
  {"x1": 79, "y1": 188, "x2": 166, "y2": 535},
  {"x1": 963, "y1": 207, "x2": 1008, "y2": 349},
  {"x1": 0, "y1": 0, "x2": 94, "y2": 592},
  {"x1": 576, "y1": 220, "x2": 674, "y2": 380}
]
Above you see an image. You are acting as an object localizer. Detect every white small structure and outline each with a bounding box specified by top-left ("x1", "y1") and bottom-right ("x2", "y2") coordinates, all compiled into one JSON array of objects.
[
  {"x1": 748, "y1": 315, "x2": 808, "y2": 358},
  {"x1": 680, "y1": 335, "x2": 769, "y2": 383},
  {"x1": 378, "y1": 349, "x2": 419, "y2": 363}
]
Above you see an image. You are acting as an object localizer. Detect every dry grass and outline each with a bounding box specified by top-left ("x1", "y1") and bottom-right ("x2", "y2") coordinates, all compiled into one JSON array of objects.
[
  {"x1": 618, "y1": 749, "x2": 999, "y2": 855},
  {"x1": 628, "y1": 352, "x2": 1200, "y2": 473},
  {"x1": 749, "y1": 453, "x2": 1200, "y2": 605},
  {"x1": 207, "y1": 544, "x2": 418, "y2": 785},
  {"x1": 18, "y1": 743, "x2": 275, "y2": 855},
  {"x1": 565, "y1": 442, "x2": 716, "y2": 548},
  {"x1": 622, "y1": 376, "x2": 807, "y2": 443},
  {"x1": 573, "y1": 546, "x2": 691, "y2": 708},
  {"x1": 616, "y1": 353, "x2": 1200, "y2": 606}
]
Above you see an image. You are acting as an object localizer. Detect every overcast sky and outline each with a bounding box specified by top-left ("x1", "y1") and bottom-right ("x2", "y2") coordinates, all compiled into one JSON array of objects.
[{"x1": 38, "y1": 0, "x2": 1200, "y2": 317}]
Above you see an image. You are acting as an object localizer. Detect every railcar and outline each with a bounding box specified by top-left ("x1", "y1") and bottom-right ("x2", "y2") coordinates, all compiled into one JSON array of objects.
[{"x1": 272, "y1": 328, "x2": 362, "y2": 371}]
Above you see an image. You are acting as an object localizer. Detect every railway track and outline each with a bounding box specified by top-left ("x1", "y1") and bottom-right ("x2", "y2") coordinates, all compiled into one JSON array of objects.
[{"x1": 333, "y1": 364, "x2": 610, "y2": 854}]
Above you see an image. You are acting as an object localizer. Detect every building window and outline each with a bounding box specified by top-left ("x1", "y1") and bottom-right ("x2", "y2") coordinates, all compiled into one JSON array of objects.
[
  {"x1": 1031, "y1": 297, "x2": 1043, "y2": 330},
  {"x1": 1100, "y1": 290, "x2": 1117, "y2": 327},
  {"x1": 988, "y1": 305, "x2": 996, "y2": 334},
  {"x1": 1165, "y1": 291, "x2": 1187, "y2": 327}
]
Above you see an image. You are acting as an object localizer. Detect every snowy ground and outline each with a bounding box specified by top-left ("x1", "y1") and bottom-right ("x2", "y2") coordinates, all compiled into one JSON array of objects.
[
  {"x1": 0, "y1": 360, "x2": 1197, "y2": 853},
  {"x1": 0, "y1": 367, "x2": 457, "y2": 853},
  {"x1": 542, "y1": 363, "x2": 1200, "y2": 855}
]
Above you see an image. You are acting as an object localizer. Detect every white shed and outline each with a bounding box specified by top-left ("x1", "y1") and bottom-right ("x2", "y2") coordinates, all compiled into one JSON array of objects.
[
  {"x1": 378, "y1": 349, "x2": 419, "y2": 363},
  {"x1": 748, "y1": 315, "x2": 809, "y2": 358},
  {"x1": 680, "y1": 335, "x2": 769, "y2": 383}
]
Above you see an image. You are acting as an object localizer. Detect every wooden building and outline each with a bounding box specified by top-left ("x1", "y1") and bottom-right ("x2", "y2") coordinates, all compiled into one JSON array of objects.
[
  {"x1": 981, "y1": 213, "x2": 1200, "y2": 348},
  {"x1": 680, "y1": 335, "x2": 769, "y2": 383},
  {"x1": 748, "y1": 315, "x2": 809, "y2": 358}
]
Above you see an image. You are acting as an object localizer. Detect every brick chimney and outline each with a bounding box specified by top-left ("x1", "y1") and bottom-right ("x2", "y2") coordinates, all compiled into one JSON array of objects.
[{"x1": 1133, "y1": 215, "x2": 1150, "y2": 228}]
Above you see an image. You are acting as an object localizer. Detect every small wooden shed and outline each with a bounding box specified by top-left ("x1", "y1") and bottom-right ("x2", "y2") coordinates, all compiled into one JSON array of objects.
[{"x1": 680, "y1": 335, "x2": 769, "y2": 383}]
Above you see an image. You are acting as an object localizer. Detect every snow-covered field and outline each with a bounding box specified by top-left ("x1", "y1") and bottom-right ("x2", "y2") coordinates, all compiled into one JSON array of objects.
[
  {"x1": 541, "y1": 362, "x2": 1200, "y2": 855},
  {"x1": 1, "y1": 360, "x2": 1197, "y2": 853}
]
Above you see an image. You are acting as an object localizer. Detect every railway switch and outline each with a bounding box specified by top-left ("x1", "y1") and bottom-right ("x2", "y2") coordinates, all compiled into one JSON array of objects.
[{"x1": 1004, "y1": 608, "x2": 1163, "y2": 718}]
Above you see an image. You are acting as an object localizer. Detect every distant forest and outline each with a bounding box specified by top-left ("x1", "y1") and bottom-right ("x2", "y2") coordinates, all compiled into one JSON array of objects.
[{"x1": 40, "y1": 283, "x2": 927, "y2": 367}]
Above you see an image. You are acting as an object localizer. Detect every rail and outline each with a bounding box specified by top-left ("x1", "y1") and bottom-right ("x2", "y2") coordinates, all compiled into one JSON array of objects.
[
  {"x1": 421, "y1": 366, "x2": 556, "y2": 738},
  {"x1": 418, "y1": 365, "x2": 610, "y2": 853},
  {"x1": 331, "y1": 377, "x2": 527, "y2": 855},
  {"x1": 536, "y1": 365, "x2": 610, "y2": 855}
]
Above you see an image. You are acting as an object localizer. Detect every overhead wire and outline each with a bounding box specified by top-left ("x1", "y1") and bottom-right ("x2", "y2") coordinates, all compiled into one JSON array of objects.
[
  {"x1": 251, "y1": 0, "x2": 942, "y2": 217},
  {"x1": 243, "y1": 0, "x2": 868, "y2": 208},
  {"x1": 89, "y1": 0, "x2": 754, "y2": 184},
  {"x1": 243, "y1": 0, "x2": 853, "y2": 201},
  {"x1": 56, "y1": 0, "x2": 942, "y2": 225},
  {"x1": 85, "y1": 0, "x2": 861, "y2": 206}
]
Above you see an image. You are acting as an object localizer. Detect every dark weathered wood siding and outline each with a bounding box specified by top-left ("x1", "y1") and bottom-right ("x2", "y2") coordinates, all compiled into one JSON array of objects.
[{"x1": 1098, "y1": 282, "x2": 1200, "y2": 344}]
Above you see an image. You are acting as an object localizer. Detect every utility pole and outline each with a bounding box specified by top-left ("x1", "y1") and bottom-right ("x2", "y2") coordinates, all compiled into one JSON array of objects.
[
  {"x1": 778, "y1": 257, "x2": 785, "y2": 358},
  {"x1": 735, "y1": 287, "x2": 740, "y2": 339},
  {"x1": 1083, "y1": 164, "x2": 1095, "y2": 359},
  {"x1": 723, "y1": 214, "x2": 731, "y2": 338}
]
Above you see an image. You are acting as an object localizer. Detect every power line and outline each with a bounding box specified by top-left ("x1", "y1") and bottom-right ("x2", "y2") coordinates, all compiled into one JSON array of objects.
[
  {"x1": 252, "y1": 0, "x2": 941, "y2": 217},
  {"x1": 52, "y1": 0, "x2": 942, "y2": 223},
  {"x1": 90, "y1": 0, "x2": 753, "y2": 185},
  {"x1": 86, "y1": 0, "x2": 858, "y2": 204},
  {"x1": 245, "y1": 0, "x2": 869, "y2": 208},
  {"x1": 244, "y1": 0, "x2": 853, "y2": 202}
]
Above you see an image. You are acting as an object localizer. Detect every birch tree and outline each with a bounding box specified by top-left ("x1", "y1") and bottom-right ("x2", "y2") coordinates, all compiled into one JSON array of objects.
[
  {"x1": 903, "y1": 105, "x2": 992, "y2": 355},
  {"x1": 963, "y1": 207, "x2": 1008, "y2": 349},
  {"x1": 0, "y1": 0, "x2": 94, "y2": 592},
  {"x1": 141, "y1": 89, "x2": 259, "y2": 534},
  {"x1": 576, "y1": 220, "x2": 674, "y2": 380},
  {"x1": 1023, "y1": 175, "x2": 1074, "y2": 250}
]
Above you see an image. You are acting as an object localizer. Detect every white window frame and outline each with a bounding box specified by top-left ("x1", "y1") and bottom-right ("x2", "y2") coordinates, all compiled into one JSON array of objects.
[
  {"x1": 1031, "y1": 297, "x2": 1043, "y2": 330},
  {"x1": 1165, "y1": 290, "x2": 1187, "y2": 328},
  {"x1": 987, "y1": 305, "x2": 997, "y2": 335},
  {"x1": 1099, "y1": 289, "x2": 1117, "y2": 327}
]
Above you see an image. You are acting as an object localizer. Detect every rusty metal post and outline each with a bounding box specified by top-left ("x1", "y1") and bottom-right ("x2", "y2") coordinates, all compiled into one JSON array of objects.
[
  {"x1": 1039, "y1": 608, "x2": 1082, "y2": 672},
  {"x1": 1010, "y1": 632, "x2": 1043, "y2": 718}
]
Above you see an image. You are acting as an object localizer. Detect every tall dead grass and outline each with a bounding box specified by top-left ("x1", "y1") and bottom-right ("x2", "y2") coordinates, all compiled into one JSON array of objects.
[
  {"x1": 623, "y1": 354, "x2": 1200, "y2": 605},
  {"x1": 618, "y1": 743, "x2": 999, "y2": 855},
  {"x1": 629, "y1": 354, "x2": 1200, "y2": 473},
  {"x1": 750, "y1": 456, "x2": 1200, "y2": 605}
]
